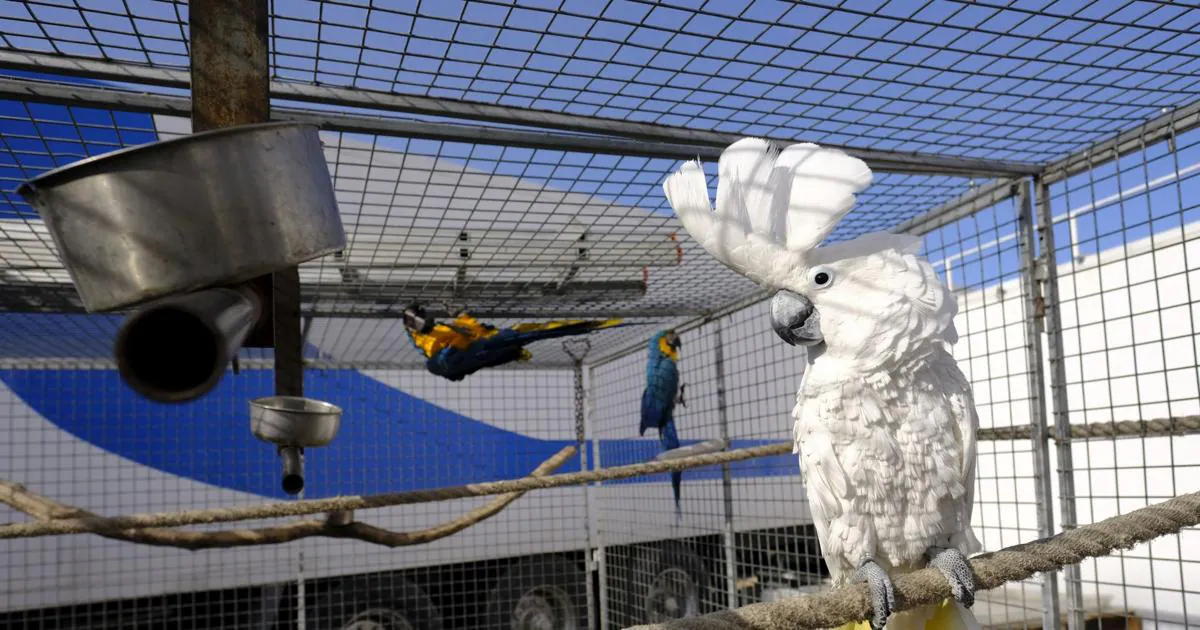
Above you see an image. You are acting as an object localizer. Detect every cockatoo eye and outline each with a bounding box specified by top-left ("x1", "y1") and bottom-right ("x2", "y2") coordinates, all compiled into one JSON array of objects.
[{"x1": 807, "y1": 265, "x2": 835, "y2": 289}]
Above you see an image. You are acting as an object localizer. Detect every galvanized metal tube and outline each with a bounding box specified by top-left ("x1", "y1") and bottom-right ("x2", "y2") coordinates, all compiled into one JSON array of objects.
[
  {"x1": 1016, "y1": 179, "x2": 1062, "y2": 630},
  {"x1": 575, "y1": 359, "x2": 597, "y2": 630},
  {"x1": 114, "y1": 286, "x2": 262, "y2": 403},
  {"x1": 280, "y1": 446, "x2": 304, "y2": 496},
  {"x1": 1034, "y1": 175, "x2": 1086, "y2": 630},
  {"x1": 714, "y1": 320, "x2": 738, "y2": 610}
]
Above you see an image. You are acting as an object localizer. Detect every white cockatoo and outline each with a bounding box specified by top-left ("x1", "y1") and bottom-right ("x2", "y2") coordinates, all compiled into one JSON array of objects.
[{"x1": 663, "y1": 138, "x2": 981, "y2": 630}]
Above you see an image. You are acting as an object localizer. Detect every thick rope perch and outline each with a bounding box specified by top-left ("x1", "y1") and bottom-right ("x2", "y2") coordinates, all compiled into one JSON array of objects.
[
  {"x1": 978, "y1": 414, "x2": 1200, "y2": 441},
  {"x1": 625, "y1": 491, "x2": 1200, "y2": 630},
  {"x1": 0, "y1": 442, "x2": 793, "y2": 540},
  {"x1": 0, "y1": 446, "x2": 576, "y2": 550}
]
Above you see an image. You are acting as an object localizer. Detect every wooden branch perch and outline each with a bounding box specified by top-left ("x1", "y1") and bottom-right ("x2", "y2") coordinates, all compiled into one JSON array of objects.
[{"x1": 0, "y1": 445, "x2": 576, "y2": 551}]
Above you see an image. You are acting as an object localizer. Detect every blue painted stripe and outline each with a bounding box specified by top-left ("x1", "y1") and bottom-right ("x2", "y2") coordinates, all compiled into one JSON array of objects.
[{"x1": 0, "y1": 369, "x2": 796, "y2": 499}]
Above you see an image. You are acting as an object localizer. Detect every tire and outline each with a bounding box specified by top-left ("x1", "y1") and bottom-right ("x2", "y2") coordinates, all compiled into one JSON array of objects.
[
  {"x1": 484, "y1": 555, "x2": 588, "y2": 630},
  {"x1": 309, "y1": 574, "x2": 443, "y2": 630},
  {"x1": 632, "y1": 541, "x2": 709, "y2": 623}
]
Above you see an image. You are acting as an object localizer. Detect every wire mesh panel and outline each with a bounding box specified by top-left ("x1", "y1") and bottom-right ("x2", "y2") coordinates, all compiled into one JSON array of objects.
[
  {"x1": 1036, "y1": 118, "x2": 1200, "y2": 630},
  {"x1": 588, "y1": 314, "x2": 812, "y2": 627},
  {"x1": 0, "y1": 360, "x2": 307, "y2": 628},
  {"x1": 588, "y1": 185, "x2": 1051, "y2": 628},
  {"x1": 590, "y1": 326, "x2": 731, "y2": 627},
  {"x1": 8, "y1": 0, "x2": 1199, "y2": 163},
  {"x1": 0, "y1": 357, "x2": 595, "y2": 629},
  {"x1": 295, "y1": 367, "x2": 591, "y2": 630},
  {"x1": 0, "y1": 3, "x2": 1199, "y2": 630},
  {"x1": 706, "y1": 304, "x2": 820, "y2": 608},
  {"x1": 919, "y1": 187, "x2": 1060, "y2": 629}
]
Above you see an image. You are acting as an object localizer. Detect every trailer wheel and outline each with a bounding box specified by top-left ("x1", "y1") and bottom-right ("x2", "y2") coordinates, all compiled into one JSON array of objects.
[
  {"x1": 635, "y1": 542, "x2": 707, "y2": 622},
  {"x1": 310, "y1": 575, "x2": 443, "y2": 630},
  {"x1": 484, "y1": 555, "x2": 587, "y2": 630}
]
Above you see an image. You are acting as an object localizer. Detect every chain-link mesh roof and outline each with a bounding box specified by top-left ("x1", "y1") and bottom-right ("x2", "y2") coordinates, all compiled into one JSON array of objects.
[
  {"x1": 4, "y1": 1, "x2": 1198, "y2": 161},
  {"x1": 0, "y1": 99, "x2": 985, "y2": 366},
  {"x1": 0, "y1": 1, "x2": 1198, "y2": 366}
]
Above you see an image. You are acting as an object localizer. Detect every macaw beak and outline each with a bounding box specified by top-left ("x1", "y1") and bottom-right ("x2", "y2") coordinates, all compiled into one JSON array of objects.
[
  {"x1": 402, "y1": 305, "x2": 435, "y2": 334},
  {"x1": 770, "y1": 290, "x2": 822, "y2": 346}
]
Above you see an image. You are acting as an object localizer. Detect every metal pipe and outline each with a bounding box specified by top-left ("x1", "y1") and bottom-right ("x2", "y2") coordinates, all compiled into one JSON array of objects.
[
  {"x1": 714, "y1": 320, "x2": 739, "y2": 610},
  {"x1": 0, "y1": 51, "x2": 1045, "y2": 178},
  {"x1": 592, "y1": 385, "x2": 611, "y2": 630},
  {"x1": 1016, "y1": 179, "x2": 1062, "y2": 630},
  {"x1": 114, "y1": 286, "x2": 262, "y2": 403},
  {"x1": 280, "y1": 446, "x2": 304, "y2": 496},
  {"x1": 1034, "y1": 175, "x2": 1086, "y2": 630}
]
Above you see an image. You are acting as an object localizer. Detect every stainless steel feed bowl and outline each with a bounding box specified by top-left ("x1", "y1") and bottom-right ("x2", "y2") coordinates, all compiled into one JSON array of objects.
[
  {"x1": 16, "y1": 121, "x2": 346, "y2": 312},
  {"x1": 250, "y1": 395, "x2": 344, "y2": 496},
  {"x1": 250, "y1": 395, "x2": 343, "y2": 448}
]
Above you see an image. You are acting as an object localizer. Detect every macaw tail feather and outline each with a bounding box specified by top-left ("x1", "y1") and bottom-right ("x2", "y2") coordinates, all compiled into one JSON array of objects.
[
  {"x1": 507, "y1": 318, "x2": 628, "y2": 345},
  {"x1": 836, "y1": 599, "x2": 979, "y2": 630},
  {"x1": 670, "y1": 470, "x2": 682, "y2": 519}
]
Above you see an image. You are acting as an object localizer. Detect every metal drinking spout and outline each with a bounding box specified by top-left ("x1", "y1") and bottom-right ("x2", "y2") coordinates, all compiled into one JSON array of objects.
[
  {"x1": 280, "y1": 446, "x2": 304, "y2": 495},
  {"x1": 250, "y1": 396, "x2": 342, "y2": 497},
  {"x1": 115, "y1": 286, "x2": 262, "y2": 403}
]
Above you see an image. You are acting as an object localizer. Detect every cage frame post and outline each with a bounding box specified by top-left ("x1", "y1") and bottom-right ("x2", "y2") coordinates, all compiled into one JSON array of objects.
[
  {"x1": 187, "y1": 0, "x2": 301, "y2": 625},
  {"x1": 565, "y1": 339, "x2": 597, "y2": 630},
  {"x1": 1016, "y1": 179, "x2": 1062, "y2": 630},
  {"x1": 710, "y1": 318, "x2": 738, "y2": 610},
  {"x1": 1033, "y1": 175, "x2": 1086, "y2": 630},
  {"x1": 590, "y1": 367, "x2": 610, "y2": 630}
]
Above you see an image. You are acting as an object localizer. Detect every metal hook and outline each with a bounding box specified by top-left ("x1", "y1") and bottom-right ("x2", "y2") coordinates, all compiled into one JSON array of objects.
[{"x1": 562, "y1": 338, "x2": 591, "y2": 363}]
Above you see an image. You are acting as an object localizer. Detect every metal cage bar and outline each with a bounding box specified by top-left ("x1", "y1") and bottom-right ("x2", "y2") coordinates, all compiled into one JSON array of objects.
[
  {"x1": 0, "y1": 50, "x2": 1042, "y2": 178},
  {"x1": 1034, "y1": 174, "x2": 1087, "y2": 630},
  {"x1": 1017, "y1": 178, "x2": 1063, "y2": 630}
]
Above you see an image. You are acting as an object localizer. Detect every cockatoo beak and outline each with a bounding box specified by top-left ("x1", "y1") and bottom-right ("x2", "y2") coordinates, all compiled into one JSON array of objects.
[{"x1": 770, "y1": 290, "x2": 822, "y2": 346}]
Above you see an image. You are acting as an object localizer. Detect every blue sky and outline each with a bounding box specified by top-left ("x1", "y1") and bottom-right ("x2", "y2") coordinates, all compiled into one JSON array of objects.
[
  {"x1": 1, "y1": 0, "x2": 1199, "y2": 303},
  {"x1": 2, "y1": 1, "x2": 1198, "y2": 160}
]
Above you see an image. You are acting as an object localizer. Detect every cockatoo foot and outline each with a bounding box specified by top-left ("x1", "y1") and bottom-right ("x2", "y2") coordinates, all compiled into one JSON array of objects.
[
  {"x1": 854, "y1": 558, "x2": 894, "y2": 630},
  {"x1": 925, "y1": 546, "x2": 976, "y2": 608}
]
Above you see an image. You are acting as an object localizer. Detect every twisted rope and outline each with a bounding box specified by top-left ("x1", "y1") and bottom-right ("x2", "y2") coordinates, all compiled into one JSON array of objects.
[
  {"x1": 0, "y1": 446, "x2": 577, "y2": 550},
  {"x1": 627, "y1": 492, "x2": 1200, "y2": 630},
  {"x1": 0, "y1": 443, "x2": 793, "y2": 540},
  {"x1": 978, "y1": 415, "x2": 1200, "y2": 441}
]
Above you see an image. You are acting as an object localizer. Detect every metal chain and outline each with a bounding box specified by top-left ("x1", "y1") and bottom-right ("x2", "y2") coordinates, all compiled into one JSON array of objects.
[
  {"x1": 563, "y1": 339, "x2": 591, "y2": 444},
  {"x1": 561, "y1": 338, "x2": 594, "y2": 630},
  {"x1": 573, "y1": 365, "x2": 586, "y2": 444}
]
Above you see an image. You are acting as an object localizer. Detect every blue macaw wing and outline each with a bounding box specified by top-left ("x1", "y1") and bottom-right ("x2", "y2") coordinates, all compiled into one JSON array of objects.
[
  {"x1": 640, "y1": 356, "x2": 678, "y2": 435},
  {"x1": 426, "y1": 338, "x2": 525, "y2": 381}
]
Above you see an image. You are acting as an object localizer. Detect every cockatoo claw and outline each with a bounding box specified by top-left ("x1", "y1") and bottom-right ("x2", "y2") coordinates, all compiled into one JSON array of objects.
[
  {"x1": 854, "y1": 558, "x2": 894, "y2": 630},
  {"x1": 926, "y1": 546, "x2": 976, "y2": 608}
]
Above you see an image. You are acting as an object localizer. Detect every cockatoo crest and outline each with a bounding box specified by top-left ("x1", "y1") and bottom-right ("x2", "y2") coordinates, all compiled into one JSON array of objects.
[
  {"x1": 663, "y1": 137, "x2": 921, "y2": 293},
  {"x1": 664, "y1": 138, "x2": 955, "y2": 366}
]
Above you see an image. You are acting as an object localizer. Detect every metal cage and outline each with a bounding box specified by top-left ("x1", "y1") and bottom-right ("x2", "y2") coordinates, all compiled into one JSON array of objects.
[{"x1": 0, "y1": 2, "x2": 1197, "y2": 629}]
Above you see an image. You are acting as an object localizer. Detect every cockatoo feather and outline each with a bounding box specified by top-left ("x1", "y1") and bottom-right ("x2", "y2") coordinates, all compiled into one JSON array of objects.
[{"x1": 666, "y1": 137, "x2": 981, "y2": 630}]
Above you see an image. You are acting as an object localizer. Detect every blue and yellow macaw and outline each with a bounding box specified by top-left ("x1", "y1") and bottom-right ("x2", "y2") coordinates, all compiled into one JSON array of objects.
[
  {"x1": 402, "y1": 304, "x2": 627, "y2": 381},
  {"x1": 640, "y1": 329, "x2": 686, "y2": 517}
]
